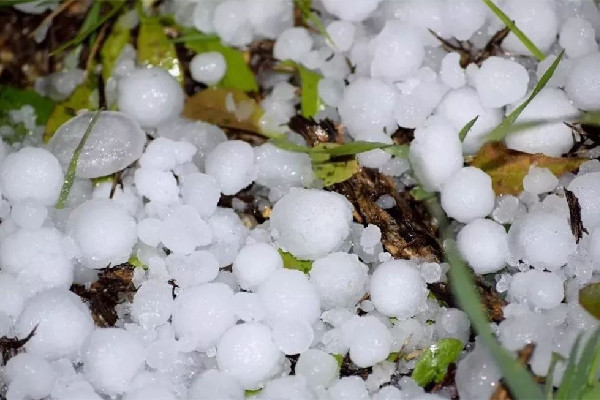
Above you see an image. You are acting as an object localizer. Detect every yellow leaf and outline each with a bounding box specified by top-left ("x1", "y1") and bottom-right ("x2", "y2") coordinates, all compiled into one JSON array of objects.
[
  {"x1": 470, "y1": 142, "x2": 587, "y2": 195},
  {"x1": 313, "y1": 158, "x2": 359, "y2": 187}
]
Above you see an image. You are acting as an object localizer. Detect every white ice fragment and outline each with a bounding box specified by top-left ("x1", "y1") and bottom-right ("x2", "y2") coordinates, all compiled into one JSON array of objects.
[
  {"x1": 328, "y1": 376, "x2": 369, "y2": 400},
  {"x1": 565, "y1": 53, "x2": 600, "y2": 111},
  {"x1": 435, "y1": 308, "x2": 470, "y2": 344},
  {"x1": 0, "y1": 274, "x2": 24, "y2": 318},
  {"x1": 326, "y1": 20, "x2": 355, "y2": 52},
  {"x1": 457, "y1": 218, "x2": 508, "y2": 275},
  {"x1": 441, "y1": 167, "x2": 495, "y2": 223},
  {"x1": 370, "y1": 21, "x2": 424, "y2": 81},
  {"x1": 166, "y1": 250, "x2": 219, "y2": 288},
  {"x1": 233, "y1": 242, "x2": 283, "y2": 291},
  {"x1": 444, "y1": 0, "x2": 487, "y2": 41},
  {"x1": 523, "y1": 167, "x2": 559, "y2": 194},
  {"x1": 342, "y1": 315, "x2": 392, "y2": 368},
  {"x1": 134, "y1": 168, "x2": 179, "y2": 204},
  {"x1": 190, "y1": 52, "x2": 227, "y2": 85},
  {"x1": 131, "y1": 280, "x2": 174, "y2": 329},
  {"x1": 180, "y1": 172, "x2": 220, "y2": 218},
  {"x1": 508, "y1": 270, "x2": 564, "y2": 310},
  {"x1": 500, "y1": 0, "x2": 559, "y2": 55},
  {"x1": 360, "y1": 224, "x2": 381, "y2": 249},
  {"x1": 254, "y1": 143, "x2": 314, "y2": 189},
  {"x1": 205, "y1": 140, "x2": 257, "y2": 195},
  {"x1": 207, "y1": 208, "x2": 248, "y2": 267},
  {"x1": 440, "y1": 53, "x2": 466, "y2": 89},
  {"x1": 233, "y1": 291, "x2": 266, "y2": 322},
  {"x1": 4, "y1": 353, "x2": 56, "y2": 400},
  {"x1": 160, "y1": 205, "x2": 212, "y2": 255},
  {"x1": 455, "y1": 344, "x2": 500, "y2": 399},
  {"x1": 139, "y1": 137, "x2": 196, "y2": 172},
  {"x1": 273, "y1": 27, "x2": 313, "y2": 62},
  {"x1": 567, "y1": 172, "x2": 600, "y2": 230},
  {"x1": 272, "y1": 318, "x2": 314, "y2": 355},
  {"x1": 474, "y1": 56, "x2": 529, "y2": 108},
  {"x1": 559, "y1": 17, "x2": 598, "y2": 58},
  {"x1": 213, "y1": 0, "x2": 253, "y2": 46},
  {"x1": 11, "y1": 198, "x2": 47, "y2": 229},
  {"x1": 295, "y1": 349, "x2": 338, "y2": 389},
  {"x1": 247, "y1": 0, "x2": 293, "y2": 39},
  {"x1": 137, "y1": 218, "x2": 162, "y2": 247},
  {"x1": 320, "y1": 0, "x2": 381, "y2": 21},
  {"x1": 188, "y1": 369, "x2": 244, "y2": 400}
]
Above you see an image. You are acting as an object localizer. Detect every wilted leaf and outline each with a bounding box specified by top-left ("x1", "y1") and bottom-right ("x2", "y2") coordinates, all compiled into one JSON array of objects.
[
  {"x1": 137, "y1": 15, "x2": 183, "y2": 83},
  {"x1": 314, "y1": 158, "x2": 359, "y2": 186},
  {"x1": 580, "y1": 282, "x2": 600, "y2": 320},
  {"x1": 412, "y1": 338, "x2": 464, "y2": 387},
  {"x1": 183, "y1": 87, "x2": 264, "y2": 134},
  {"x1": 101, "y1": 12, "x2": 131, "y2": 83},
  {"x1": 470, "y1": 142, "x2": 586, "y2": 195},
  {"x1": 0, "y1": 85, "x2": 54, "y2": 125},
  {"x1": 279, "y1": 249, "x2": 312, "y2": 273}
]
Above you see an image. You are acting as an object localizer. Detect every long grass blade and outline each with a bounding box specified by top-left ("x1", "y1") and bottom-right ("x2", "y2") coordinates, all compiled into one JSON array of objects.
[{"x1": 459, "y1": 115, "x2": 479, "y2": 142}]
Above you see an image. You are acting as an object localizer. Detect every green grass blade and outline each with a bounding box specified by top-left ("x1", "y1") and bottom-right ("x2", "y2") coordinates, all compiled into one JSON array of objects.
[
  {"x1": 56, "y1": 111, "x2": 101, "y2": 209},
  {"x1": 459, "y1": 115, "x2": 479, "y2": 142},
  {"x1": 555, "y1": 333, "x2": 584, "y2": 399},
  {"x1": 560, "y1": 327, "x2": 600, "y2": 399},
  {"x1": 293, "y1": 0, "x2": 335, "y2": 48},
  {"x1": 481, "y1": 0, "x2": 545, "y2": 60},
  {"x1": 487, "y1": 50, "x2": 564, "y2": 142},
  {"x1": 545, "y1": 352, "x2": 565, "y2": 399}
]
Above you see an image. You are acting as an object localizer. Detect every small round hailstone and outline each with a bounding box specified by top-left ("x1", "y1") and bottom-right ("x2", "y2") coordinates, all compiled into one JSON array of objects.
[
  {"x1": 409, "y1": 122, "x2": 463, "y2": 192},
  {"x1": 360, "y1": 224, "x2": 381, "y2": 249},
  {"x1": 260, "y1": 376, "x2": 316, "y2": 400},
  {"x1": 188, "y1": 369, "x2": 244, "y2": 400},
  {"x1": 507, "y1": 211, "x2": 576, "y2": 271},
  {"x1": 342, "y1": 315, "x2": 392, "y2": 368},
  {"x1": 137, "y1": 218, "x2": 162, "y2": 247},
  {"x1": 270, "y1": 188, "x2": 353, "y2": 260},
  {"x1": 233, "y1": 242, "x2": 283, "y2": 291},
  {"x1": 254, "y1": 143, "x2": 314, "y2": 189},
  {"x1": 233, "y1": 291, "x2": 266, "y2": 322},
  {"x1": 189, "y1": 52, "x2": 226, "y2": 85},
  {"x1": 257, "y1": 269, "x2": 320, "y2": 323},
  {"x1": 474, "y1": 56, "x2": 529, "y2": 108},
  {"x1": 318, "y1": 78, "x2": 344, "y2": 107},
  {"x1": 338, "y1": 78, "x2": 397, "y2": 140},
  {"x1": 131, "y1": 280, "x2": 174, "y2": 329},
  {"x1": 207, "y1": 208, "x2": 248, "y2": 267},
  {"x1": 160, "y1": 205, "x2": 212, "y2": 255},
  {"x1": 11, "y1": 198, "x2": 47, "y2": 229},
  {"x1": 139, "y1": 137, "x2": 196, "y2": 171},
  {"x1": 370, "y1": 21, "x2": 424, "y2": 81},
  {"x1": 559, "y1": 17, "x2": 598, "y2": 59},
  {"x1": 124, "y1": 384, "x2": 176, "y2": 400},
  {"x1": 326, "y1": 20, "x2": 355, "y2": 51},
  {"x1": 328, "y1": 377, "x2": 369, "y2": 400},
  {"x1": 508, "y1": 270, "x2": 564, "y2": 310},
  {"x1": 295, "y1": 349, "x2": 338, "y2": 389},
  {"x1": 68, "y1": 199, "x2": 137, "y2": 269},
  {"x1": 193, "y1": 1, "x2": 217, "y2": 33},
  {"x1": 565, "y1": 53, "x2": 600, "y2": 111},
  {"x1": 0, "y1": 147, "x2": 62, "y2": 206},
  {"x1": 444, "y1": 0, "x2": 487, "y2": 41},
  {"x1": 568, "y1": 172, "x2": 600, "y2": 230},
  {"x1": 373, "y1": 386, "x2": 403, "y2": 400},
  {"x1": 134, "y1": 168, "x2": 179, "y2": 203},
  {"x1": 272, "y1": 318, "x2": 314, "y2": 355},
  {"x1": 273, "y1": 27, "x2": 313, "y2": 62},
  {"x1": 0, "y1": 274, "x2": 24, "y2": 317},
  {"x1": 117, "y1": 67, "x2": 184, "y2": 128},
  {"x1": 321, "y1": 0, "x2": 381, "y2": 21},
  {"x1": 247, "y1": 0, "x2": 293, "y2": 39},
  {"x1": 213, "y1": 0, "x2": 253, "y2": 46},
  {"x1": 83, "y1": 328, "x2": 146, "y2": 395},
  {"x1": 309, "y1": 252, "x2": 368, "y2": 309},
  {"x1": 49, "y1": 111, "x2": 146, "y2": 178},
  {"x1": 356, "y1": 131, "x2": 393, "y2": 169},
  {"x1": 505, "y1": 88, "x2": 579, "y2": 157},
  {"x1": 370, "y1": 260, "x2": 428, "y2": 318},
  {"x1": 435, "y1": 308, "x2": 470, "y2": 344},
  {"x1": 393, "y1": 78, "x2": 450, "y2": 130},
  {"x1": 523, "y1": 167, "x2": 558, "y2": 194},
  {"x1": 166, "y1": 250, "x2": 219, "y2": 288},
  {"x1": 535, "y1": 54, "x2": 572, "y2": 89},
  {"x1": 16, "y1": 288, "x2": 94, "y2": 359},
  {"x1": 172, "y1": 283, "x2": 235, "y2": 351},
  {"x1": 501, "y1": 0, "x2": 558, "y2": 55},
  {"x1": 4, "y1": 353, "x2": 56, "y2": 400},
  {"x1": 440, "y1": 53, "x2": 466, "y2": 89},
  {"x1": 457, "y1": 218, "x2": 508, "y2": 275},
  {"x1": 441, "y1": 167, "x2": 495, "y2": 224},
  {"x1": 217, "y1": 322, "x2": 282, "y2": 389},
  {"x1": 455, "y1": 344, "x2": 501, "y2": 400},
  {"x1": 205, "y1": 140, "x2": 257, "y2": 195},
  {"x1": 180, "y1": 172, "x2": 220, "y2": 218}
]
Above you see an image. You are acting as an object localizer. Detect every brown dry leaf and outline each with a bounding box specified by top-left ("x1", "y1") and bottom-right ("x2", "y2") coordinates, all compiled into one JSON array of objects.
[
  {"x1": 0, "y1": 327, "x2": 36, "y2": 365},
  {"x1": 470, "y1": 142, "x2": 587, "y2": 195},
  {"x1": 183, "y1": 87, "x2": 263, "y2": 133}
]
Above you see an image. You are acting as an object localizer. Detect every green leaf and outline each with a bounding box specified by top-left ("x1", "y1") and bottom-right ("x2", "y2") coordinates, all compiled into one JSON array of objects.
[
  {"x1": 137, "y1": 15, "x2": 183, "y2": 83},
  {"x1": 410, "y1": 186, "x2": 434, "y2": 201},
  {"x1": 269, "y1": 137, "x2": 313, "y2": 154},
  {"x1": 128, "y1": 255, "x2": 148, "y2": 270},
  {"x1": 313, "y1": 158, "x2": 359, "y2": 186},
  {"x1": 487, "y1": 50, "x2": 564, "y2": 142},
  {"x1": 100, "y1": 12, "x2": 131, "y2": 83},
  {"x1": 482, "y1": 0, "x2": 545, "y2": 61},
  {"x1": 279, "y1": 249, "x2": 313, "y2": 273},
  {"x1": 44, "y1": 80, "x2": 97, "y2": 142},
  {"x1": 384, "y1": 144, "x2": 410, "y2": 159},
  {"x1": 412, "y1": 338, "x2": 464, "y2": 387},
  {"x1": 582, "y1": 384, "x2": 600, "y2": 400},
  {"x1": 0, "y1": 85, "x2": 54, "y2": 125},
  {"x1": 269, "y1": 138, "x2": 409, "y2": 159},
  {"x1": 556, "y1": 327, "x2": 600, "y2": 400},
  {"x1": 244, "y1": 389, "x2": 262, "y2": 397},
  {"x1": 580, "y1": 282, "x2": 600, "y2": 320},
  {"x1": 297, "y1": 64, "x2": 322, "y2": 118},
  {"x1": 316, "y1": 141, "x2": 391, "y2": 158},
  {"x1": 56, "y1": 111, "x2": 102, "y2": 209},
  {"x1": 332, "y1": 353, "x2": 344, "y2": 368},
  {"x1": 183, "y1": 32, "x2": 258, "y2": 92},
  {"x1": 459, "y1": 115, "x2": 479, "y2": 142},
  {"x1": 293, "y1": 0, "x2": 335, "y2": 47},
  {"x1": 544, "y1": 352, "x2": 565, "y2": 399}
]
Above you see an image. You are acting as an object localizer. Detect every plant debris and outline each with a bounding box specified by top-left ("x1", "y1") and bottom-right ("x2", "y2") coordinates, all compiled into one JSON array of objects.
[
  {"x1": 565, "y1": 188, "x2": 588, "y2": 243},
  {"x1": 0, "y1": 326, "x2": 36, "y2": 366}
]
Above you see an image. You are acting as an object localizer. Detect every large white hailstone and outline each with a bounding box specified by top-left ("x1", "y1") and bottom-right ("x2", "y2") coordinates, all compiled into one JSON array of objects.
[
  {"x1": 207, "y1": 208, "x2": 248, "y2": 267},
  {"x1": 160, "y1": 205, "x2": 212, "y2": 255},
  {"x1": 11, "y1": 198, "x2": 47, "y2": 229},
  {"x1": 257, "y1": 269, "x2": 321, "y2": 323},
  {"x1": 117, "y1": 67, "x2": 184, "y2": 128},
  {"x1": 213, "y1": 0, "x2": 253, "y2": 46},
  {"x1": 190, "y1": 52, "x2": 227, "y2": 85},
  {"x1": 435, "y1": 308, "x2": 470, "y2": 344},
  {"x1": 4, "y1": 353, "x2": 57, "y2": 400},
  {"x1": 474, "y1": 56, "x2": 529, "y2": 108},
  {"x1": 295, "y1": 349, "x2": 339, "y2": 389},
  {"x1": 455, "y1": 344, "x2": 501, "y2": 400},
  {"x1": 409, "y1": 120, "x2": 463, "y2": 192},
  {"x1": 566, "y1": 53, "x2": 600, "y2": 111},
  {"x1": 192, "y1": 0, "x2": 217, "y2": 32},
  {"x1": 588, "y1": 227, "x2": 600, "y2": 264},
  {"x1": 172, "y1": 283, "x2": 236, "y2": 350},
  {"x1": 505, "y1": 88, "x2": 579, "y2": 157},
  {"x1": 309, "y1": 252, "x2": 369, "y2": 310},
  {"x1": 273, "y1": 27, "x2": 313, "y2": 62},
  {"x1": 16, "y1": 288, "x2": 94, "y2": 359},
  {"x1": 370, "y1": 260, "x2": 428, "y2": 318},
  {"x1": 248, "y1": 0, "x2": 293, "y2": 39},
  {"x1": 326, "y1": 20, "x2": 355, "y2": 52},
  {"x1": 269, "y1": 188, "x2": 353, "y2": 260},
  {"x1": 523, "y1": 167, "x2": 559, "y2": 195},
  {"x1": 370, "y1": 21, "x2": 424, "y2": 81},
  {"x1": 342, "y1": 315, "x2": 392, "y2": 368},
  {"x1": 83, "y1": 328, "x2": 146, "y2": 395},
  {"x1": 187, "y1": 369, "x2": 244, "y2": 400},
  {"x1": 444, "y1": 0, "x2": 487, "y2": 41},
  {"x1": 233, "y1": 291, "x2": 266, "y2": 322},
  {"x1": 180, "y1": 172, "x2": 220, "y2": 218},
  {"x1": 559, "y1": 17, "x2": 598, "y2": 59},
  {"x1": 500, "y1": 0, "x2": 558, "y2": 55},
  {"x1": 338, "y1": 78, "x2": 397, "y2": 140},
  {"x1": 328, "y1": 376, "x2": 369, "y2": 400},
  {"x1": 0, "y1": 147, "x2": 62, "y2": 206},
  {"x1": 134, "y1": 168, "x2": 179, "y2": 204},
  {"x1": 441, "y1": 167, "x2": 495, "y2": 224},
  {"x1": 457, "y1": 218, "x2": 508, "y2": 275},
  {"x1": 124, "y1": 384, "x2": 177, "y2": 400},
  {"x1": 507, "y1": 211, "x2": 576, "y2": 271},
  {"x1": 67, "y1": 199, "x2": 136, "y2": 269},
  {"x1": 272, "y1": 318, "x2": 314, "y2": 355},
  {"x1": 131, "y1": 280, "x2": 174, "y2": 329},
  {"x1": 216, "y1": 322, "x2": 283, "y2": 389},
  {"x1": 260, "y1": 376, "x2": 316, "y2": 400},
  {"x1": 435, "y1": 87, "x2": 503, "y2": 154},
  {"x1": 568, "y1": 172, "x2": 600, "y2": 230},
  {"x1": 508, "y1": 270, "x2": 564, "y2": 310},
  {"x1": 166, "y1": 250, "x2": 220, "y2": 288},
  {"x1": 205, "y1": 140, "x2": 257, "y2": 195},
  {"x1": 254, "y1": 143, "x2": 314, "y2": 189},
  {"x1": 49, "y1": 111, "x2": 146, "y2": 178},
  {"x1": 233, "y1": 242, "x2": 283, "y2": 291},
  {"x1": 0, "y1": 274, "x2": 24, "y2": 318},
  {"x1": 139, "y1": 137, "x2": 196, "y2": 172},
  {"x1": 321, "y1": 0, "x2": 381, "y2": 21}
]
